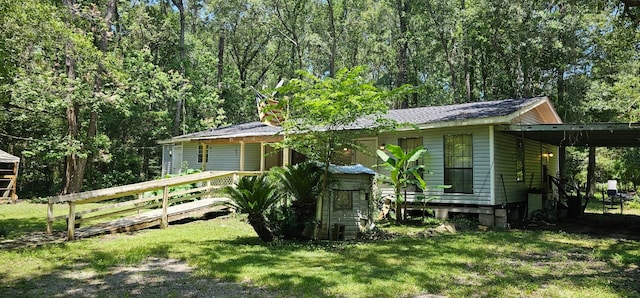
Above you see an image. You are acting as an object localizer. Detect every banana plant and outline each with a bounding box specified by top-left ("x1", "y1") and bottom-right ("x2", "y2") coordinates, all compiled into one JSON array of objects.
[{"x1": 377, "y1": 144, "x2": 428, "y2": 224}]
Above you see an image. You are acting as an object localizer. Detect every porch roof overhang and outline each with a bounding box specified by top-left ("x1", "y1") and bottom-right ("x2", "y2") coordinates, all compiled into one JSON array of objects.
[{"x1": 497, "y1": 123, "x2": 640, "y2": 147}]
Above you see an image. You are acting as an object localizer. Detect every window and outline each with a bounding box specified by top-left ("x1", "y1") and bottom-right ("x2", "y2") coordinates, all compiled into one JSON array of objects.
[
  {"x1": 399, "y1": 137, "x2": 424, "y2": 175},
  {"x1": 516, "y1": 138, "x2": 525, "y2": 183},
  {"x1": 444, "y1": 134, "x2": 473, "y2": 193},
  {"x1": 334, "y1": 190, "x2": 354, "y2": 210},
  {"x1": 198, "y1": 144, "x2": 209, "y2": 163}
]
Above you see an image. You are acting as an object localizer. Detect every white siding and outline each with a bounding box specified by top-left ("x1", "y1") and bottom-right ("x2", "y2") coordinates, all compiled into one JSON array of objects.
[
  {"x1": 493, "y1": 133, "x2": 527, "y2": 205},
  {"x1": 511, "y1": 109, "x2": 544, "y2": 124},
  {"x1": 377, "y1": 125, "x2": 492, "y2": 205},
  {"x1": 244, "y1": 143, "x2": 261, "y2": 171},
  {"x1": 207, "y1": 144, "x2": 241, "y2": 171},
  {"x1": 493, "y1": 132, "x2": 559, "y2": 205},
  {"x1": 320, "y1": 174, "x2": 373, "y2": 240},
  {"x1": 172, "y1": 142, "x2": 261, "y2": 172}
]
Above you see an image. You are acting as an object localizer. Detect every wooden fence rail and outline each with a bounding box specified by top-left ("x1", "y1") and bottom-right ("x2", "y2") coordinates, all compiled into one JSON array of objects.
[{"x1": 47, "y1": 171, "x2": 260, "y2": 240}]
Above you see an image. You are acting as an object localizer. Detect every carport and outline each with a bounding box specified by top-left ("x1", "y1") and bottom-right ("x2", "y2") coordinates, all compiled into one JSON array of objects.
[{"x1": 497, "y1": 123, "x2": 640, "y2": 216}]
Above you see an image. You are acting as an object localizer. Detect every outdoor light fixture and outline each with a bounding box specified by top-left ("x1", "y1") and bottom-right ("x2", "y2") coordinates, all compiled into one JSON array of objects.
[
  {"x1": 542, "y1": 151, "x2": 554, "y2": 159},
  {"x1": 379, "y1": 144, "x2": 386, "y2": 150}
]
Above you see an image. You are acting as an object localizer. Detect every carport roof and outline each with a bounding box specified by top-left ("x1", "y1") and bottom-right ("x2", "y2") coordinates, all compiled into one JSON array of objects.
[{"x1": 498, "y1": 123, "x2": 640, "y2": 147}]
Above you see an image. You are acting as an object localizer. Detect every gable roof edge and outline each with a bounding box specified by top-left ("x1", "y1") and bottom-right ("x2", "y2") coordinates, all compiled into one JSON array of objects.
[{"x1": 505, "y1": 96, "x2": 563, "y2": 124}]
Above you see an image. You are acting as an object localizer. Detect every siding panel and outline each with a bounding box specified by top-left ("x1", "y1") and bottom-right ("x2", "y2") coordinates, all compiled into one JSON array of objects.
[
  {"x1": 207, "y1": 144, "x2": 241, "y2": 171},
  {"x1": 377, "y1": 125, "x2": 492, "y2": 205},
  {"x1": 244, "y1": 143, "x2": 261, "y2": 171}
]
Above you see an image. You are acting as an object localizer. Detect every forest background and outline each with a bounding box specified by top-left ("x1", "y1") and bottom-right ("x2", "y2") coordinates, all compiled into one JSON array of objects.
[{"x1": 1, "y1": 0, "x2": 639, "y2": 198}]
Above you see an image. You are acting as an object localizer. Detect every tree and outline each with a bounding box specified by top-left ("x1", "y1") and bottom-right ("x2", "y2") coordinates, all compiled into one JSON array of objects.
[
  {"x1": 223, "y1": 174, "x2": 281, "y2": 242},
  {"x1": 275, "y1": 66, "x2": 395, "y2": 239},
  {"x1": 376, "y1": 143, "x2": 428, "y2": 224}
]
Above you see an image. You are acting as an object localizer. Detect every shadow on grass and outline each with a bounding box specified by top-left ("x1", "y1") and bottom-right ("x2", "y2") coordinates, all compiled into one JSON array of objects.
[
  {"x1": 1, "y1": 226, "x2": 639, "y2": 297},
  {"x1": 0, "y1": 256, "x2": 276, "y2": 297},
  {"x1": 0, "y1": 217, "x2": 67, "y2": 238}
]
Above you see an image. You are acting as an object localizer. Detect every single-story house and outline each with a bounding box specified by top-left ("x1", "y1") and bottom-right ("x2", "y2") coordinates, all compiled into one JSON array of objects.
[{"x1": 159, "y1": 96, "x2": 562, "y2": 226}]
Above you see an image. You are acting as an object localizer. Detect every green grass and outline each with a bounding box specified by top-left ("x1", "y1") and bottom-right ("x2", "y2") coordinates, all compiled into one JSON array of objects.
[
  {"x1": 584, "y1": 192, "x2": 640, "y2": 216},
  {"x1": 1, "y1": 202, "x2": 639, "y2": 297}
]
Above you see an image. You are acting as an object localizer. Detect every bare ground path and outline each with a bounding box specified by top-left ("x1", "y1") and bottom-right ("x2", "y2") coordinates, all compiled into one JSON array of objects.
[{"x1": 0, "y1": 257, "x2": 278, "y2": 297}]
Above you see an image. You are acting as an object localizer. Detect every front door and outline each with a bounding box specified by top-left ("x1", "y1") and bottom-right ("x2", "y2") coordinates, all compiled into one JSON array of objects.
[{"x1": 171, "y1": 145, "x2": 183, "y2": 174}]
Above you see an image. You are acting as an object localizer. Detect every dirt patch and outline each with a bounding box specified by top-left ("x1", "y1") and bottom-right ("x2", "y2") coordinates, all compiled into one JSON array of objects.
[
  {"x1": 519, "y1": 213, "x2": 640, "y2": 240},
  {"x1": 1, "y1": 257, "x2": 278, "y2": 297},
  {"x1": 0, "y1": 231, "x2": 67, "y2": 250}
]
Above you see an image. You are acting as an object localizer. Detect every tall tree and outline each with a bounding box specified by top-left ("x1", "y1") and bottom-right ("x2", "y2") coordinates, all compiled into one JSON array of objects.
[
  {"x1": 171, "y1": 0, "x2": 186, "y2": 136},
  {"x1": 276, "y1": 66, "x2": 395, "y2": 239}
]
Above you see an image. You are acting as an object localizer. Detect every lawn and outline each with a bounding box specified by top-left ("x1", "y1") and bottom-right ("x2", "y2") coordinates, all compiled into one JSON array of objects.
[{"x1": 1, "y1": 202, "x2": 639, "y2": 297}]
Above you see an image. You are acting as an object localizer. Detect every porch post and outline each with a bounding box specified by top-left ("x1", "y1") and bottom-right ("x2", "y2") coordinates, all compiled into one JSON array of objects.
[
  {"x1": 260, "y1": 142, "x2": 265, "y2": 172},
  {"x1": 239, "y1": 141, "x2": 245, "y2": 171},
  {"x1": 283, "y1": 148, "x2": 290, "y2": 166}
]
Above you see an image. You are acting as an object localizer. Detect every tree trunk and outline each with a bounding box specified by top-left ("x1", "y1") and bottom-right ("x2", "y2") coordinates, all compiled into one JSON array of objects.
[
  {"x1": 394, "y1": 185, "x2": 402, "y2": 224},
  {"x1": 327, "y1": 0, "x2": 337, "y2": 77},
  {"x1": 61, "y1": 0, "x2": 79, "y2": 194},
  {"x1": 396, "y1": 0, "x2": 409, "y2": 108},
  {"x1": 217, "y1": 26, "x2": 225, "y2": 89},
  {"x1": 172, "y1": 0, "x2": 186, "y2": 136},
  {"x1": 248, "y1": 213, "x2": 275, "y2": 242},
  {"x1": 190, "y1": 0, "x2": 198, "y2": 34}
]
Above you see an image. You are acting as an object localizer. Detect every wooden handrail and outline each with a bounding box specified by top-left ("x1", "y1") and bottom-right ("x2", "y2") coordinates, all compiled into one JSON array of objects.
[{"x1": 46, "y1": 171, "x2": 260, "y2": 239}]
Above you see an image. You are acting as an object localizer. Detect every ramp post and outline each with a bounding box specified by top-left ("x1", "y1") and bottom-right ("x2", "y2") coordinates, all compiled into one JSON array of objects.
[
  {"x1": 161, "y1": 185, "x2": 169, "y2": 228},
  {"x1": 47, "y1": 200, "x2": 54, "y2": 235},
  {"x1": 67, "y1": 202, "x2": 76, "y2": 240}
]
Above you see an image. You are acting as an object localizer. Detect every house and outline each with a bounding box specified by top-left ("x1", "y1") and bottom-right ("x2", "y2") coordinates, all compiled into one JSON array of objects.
[{"x1": 159, "y1": 96, "x2": 562, "y2": 227}]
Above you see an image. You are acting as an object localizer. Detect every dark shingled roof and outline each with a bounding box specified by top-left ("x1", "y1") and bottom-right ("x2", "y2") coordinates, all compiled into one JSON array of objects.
[
  {"x1": 348, "y1": 97, "x2": 542, "y2": 129},
  {"x1": 163, "y1": 97, "x2": 547, "y2": 142},
  {"x1": 387, "y1": 97, "x2": 538, "y2": 123},
  {"x1": 181, "y1": 122, "x2": 282, "y2": 139}
]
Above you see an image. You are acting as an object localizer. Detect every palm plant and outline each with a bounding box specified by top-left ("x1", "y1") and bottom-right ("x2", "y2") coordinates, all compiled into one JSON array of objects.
[
  {"x1": 223, "y1": 174, "x2": 281, "y2": 242},
  {"x1": 277, "y1": 162, "x2": 324, "y2": 238},
  {"x1": 377, "y1": 144, "x2": 428, "y2": 224}
]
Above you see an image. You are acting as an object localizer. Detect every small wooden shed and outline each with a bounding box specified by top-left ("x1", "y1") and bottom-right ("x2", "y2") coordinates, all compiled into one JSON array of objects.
[
  {"x1": 0, "y1": 149, "x2": 19, "y2": 203},
  {"x1": 319, "y1": 164, "x2": 375, "y2": 240}
]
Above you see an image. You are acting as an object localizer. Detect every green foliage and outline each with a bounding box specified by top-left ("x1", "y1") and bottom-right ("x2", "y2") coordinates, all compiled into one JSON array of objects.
[
  {"x1": 376, "y1": 143, "x2": 429, "y2": 223},
  {"x1": 1, "y1": 203, "x2": 640, "y2": 297},
  {"x1": 223, "y1": 174, "x2": 281, "y2": 242},
  {"x1": 275, "y1": 66, "x2": 395, "y2": 164},
  {"x1": 2, "y1": 0, "x2": 639, "y2": 200},
  {"x1": 267, "y1": 162, "x2": 324, "y2": 239}
]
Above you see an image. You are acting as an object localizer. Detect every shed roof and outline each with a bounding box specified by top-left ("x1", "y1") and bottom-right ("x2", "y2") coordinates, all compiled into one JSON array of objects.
[
  {"x1": 0, "y1": 149, "x2": 19, "y2": 163},
  {"x1": 324, "y1": 163, "x2": 376, "y2": 175},
  {"x1": 159, "y1": 97, "x2": 556, "y2": 144}
]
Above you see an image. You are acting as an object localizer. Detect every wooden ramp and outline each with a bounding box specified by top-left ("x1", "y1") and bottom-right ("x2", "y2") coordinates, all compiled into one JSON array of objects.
[
  {"x1": 74, "y1": 197, "x2": 230, "y2": 239},
  {"x1": 47, "y1": 171, "x2": 260, "y2": 240}
]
